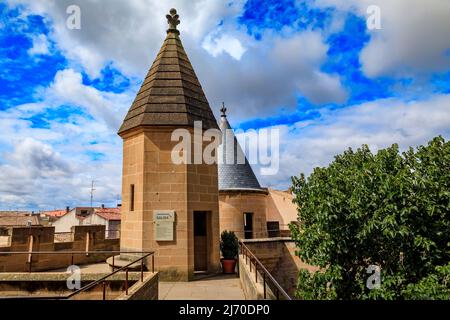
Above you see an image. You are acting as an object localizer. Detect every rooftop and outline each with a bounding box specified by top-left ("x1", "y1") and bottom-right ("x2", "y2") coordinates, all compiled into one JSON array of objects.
[
  {"x1": 40, "y1": 209, "x2": 68, "y2": 218},
  {"x1": 218, "y1": 105, "x2": 265, "y2": 192},
  {"x1": 118, "y1": 8, "x2": 218, "y2": 135},
  {"x1": 0, "y1": 213, "x2": 40, "y2": 227},
  {"x1": 94, "y1": 208, "x2": 121, "y2": 221}
]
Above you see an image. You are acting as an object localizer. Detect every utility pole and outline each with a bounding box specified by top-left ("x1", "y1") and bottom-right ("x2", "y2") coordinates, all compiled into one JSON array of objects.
[{"x1": 90, "y1": 180, "x2": 96, "y2": 208}]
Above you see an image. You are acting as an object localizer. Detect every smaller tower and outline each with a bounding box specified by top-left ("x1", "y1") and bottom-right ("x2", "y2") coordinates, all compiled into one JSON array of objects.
[{"x1": 218, "y1": 105, "x2": 268, "y2": 239}]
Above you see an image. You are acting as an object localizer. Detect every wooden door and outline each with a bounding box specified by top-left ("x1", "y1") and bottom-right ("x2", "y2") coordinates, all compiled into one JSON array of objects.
[{"x1": 194, "y1": 212, "x2": 207, "y2": 271}]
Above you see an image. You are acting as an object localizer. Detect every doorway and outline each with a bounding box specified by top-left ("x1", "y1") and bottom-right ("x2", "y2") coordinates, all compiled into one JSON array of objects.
[
  {"x1": 244, "y1": 212, "x2": 253, "y2": 239},
  {"x1": 194, "y1": 211, "x2": 208, "y2": 272}
]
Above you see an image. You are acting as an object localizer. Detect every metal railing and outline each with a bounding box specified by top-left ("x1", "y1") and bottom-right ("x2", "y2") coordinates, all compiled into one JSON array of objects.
[
  {"x1": 239, "y1": 241, "x2": 292, "y2": 300},
  {"x1": 0, "y1": 250, "x2": 155, "y2": 300},
  {"x1": 229, "y1": 225, "x2": 292, "y2": 239}
]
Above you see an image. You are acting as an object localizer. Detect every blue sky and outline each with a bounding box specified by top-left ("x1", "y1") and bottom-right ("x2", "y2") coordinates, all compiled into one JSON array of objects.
[{"x1": 0, "y1": 0, "x2": 450, "y2": 210}]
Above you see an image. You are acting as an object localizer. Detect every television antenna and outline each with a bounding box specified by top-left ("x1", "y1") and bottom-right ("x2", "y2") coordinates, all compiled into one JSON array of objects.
[{"x1": 90, "y1": 180, "x2": 96, "y2": 208}]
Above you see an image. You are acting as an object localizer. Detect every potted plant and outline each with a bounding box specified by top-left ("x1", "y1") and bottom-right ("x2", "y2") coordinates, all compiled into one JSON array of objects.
[{"x1": 220, "y1": 230, "x2": 239, "y2": 274}]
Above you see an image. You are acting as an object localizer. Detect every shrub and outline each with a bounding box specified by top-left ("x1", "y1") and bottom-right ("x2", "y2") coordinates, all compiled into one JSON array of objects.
[{"x1": 220, "y1": 230, "x2": 239, "y2": 260}]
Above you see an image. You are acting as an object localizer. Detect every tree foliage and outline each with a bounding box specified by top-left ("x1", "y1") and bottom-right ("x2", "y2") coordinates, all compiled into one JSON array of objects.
[{"x1": 290, "y1": 136, "x2": 450, "y2": 299}]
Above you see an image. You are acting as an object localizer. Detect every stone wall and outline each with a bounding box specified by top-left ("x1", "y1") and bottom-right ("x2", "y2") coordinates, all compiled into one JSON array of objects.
[
  {"x1": 0, "y1": 271, "x2": 158, "y2": 300},
  {"x1": 242, "y1": 238, "x2": 318, "y2": 298},
  {"x1": 266, "y1": 189, "x2": 298, "y2": 229},
  {"x1": 116, "y1": 272, "x2": 159, "y2": 300},
  {"x1": 219, "y1": 191, "x2": 268, "y2": 239},
  {"x1": 0, "y1": 225, "x2": 119, "y2": 272},
  {"x1": 120, "y1": 127, "x2": 220, "y2": 281}
]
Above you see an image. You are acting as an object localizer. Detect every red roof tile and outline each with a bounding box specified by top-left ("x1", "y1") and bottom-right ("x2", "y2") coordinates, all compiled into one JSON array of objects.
[
  {"x1": 94, "y1": 208, "x2": 121, "y2": 221},
  {"x1": 41, "y1": 210, "x2": 68, "y2": 217}
]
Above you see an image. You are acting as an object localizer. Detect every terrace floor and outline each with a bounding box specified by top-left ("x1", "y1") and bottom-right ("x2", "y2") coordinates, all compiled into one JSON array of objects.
[
  {"x1": 159, "y1": 274, "x2": 245, "y2": 300},
  {"x1": 49, "y1": 263, "x2": 246, "y2": 300},
  {"x1": 50, "y1": 262, "x2": 111, "y2": 273}
]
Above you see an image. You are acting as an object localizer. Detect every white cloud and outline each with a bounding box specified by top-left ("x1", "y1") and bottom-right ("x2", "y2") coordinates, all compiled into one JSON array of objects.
[
  {"x1": 256, "y1": 94, "x2": 450, "y2": 189},
  {"x1": 0, "y1": 110, "x2": 123, "y2": 210},
  {"x1": 190, "y1": 30, "x2": 348, "y2": 120},
  {"x1": 312, "y1": 0, "x2": 450, "y2": 78},
  {"x1": 4, "y1": 138, "x2": 71, "y2": 177},
  {"x1": 360, "y1": 0, "x2": 450, "y2": 78},
  {"x1": 6, "y1": 0, "x2": 348, "y2": 119},
  {"x1": 202, "y1": 32, "x2": 247, "y2": 60},
  {"x1": 46, "y1": 69, "x2": 132, "y2": 130},
  {"x1": 271, "y1": 32, "x2": 348, "y2": 104},
  {"x1": 0, "y1": 138, "x2": 72, "y2": 207},
  {"x1": 27, "y1": 34, "x2": 50, "y2": 55},
  {"x1": 0, "y1": 68, "x2": 129, "y2": 210},
  {"x1": 6, "y1": 0, "x2": 245, "y2": 77}
]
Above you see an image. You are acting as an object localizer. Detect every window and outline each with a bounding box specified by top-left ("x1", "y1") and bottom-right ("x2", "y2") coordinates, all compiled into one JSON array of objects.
[
  {"x1": 267, "y1": 221, "x2": 280, "y2": 238},
  {"x1": 130, "y1": 184, "x2": 135, "y2": 211},
  {"x1": 243, "y1": 212, "x2": 253, "y2": 239}
]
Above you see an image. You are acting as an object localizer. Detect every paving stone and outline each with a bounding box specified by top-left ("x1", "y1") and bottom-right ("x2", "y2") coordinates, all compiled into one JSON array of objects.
[{"x1": 159, "y1": 274, "x2": 245, "y2": 300}]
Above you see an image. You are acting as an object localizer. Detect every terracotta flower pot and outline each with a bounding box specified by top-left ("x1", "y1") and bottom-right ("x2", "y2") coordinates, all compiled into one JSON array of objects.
[{"x1": 221, "y1": 259, "x2": 237, "y2": 274}]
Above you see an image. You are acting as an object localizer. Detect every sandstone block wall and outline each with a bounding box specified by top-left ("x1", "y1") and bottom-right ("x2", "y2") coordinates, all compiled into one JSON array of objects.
[
  {"x1": 120, "y1": 128, "x2": 220, "y2": 281},
  {"x1": 219, "y1": 191, "x2": 268, "y2": 239},
  {"x1": 116, "y1": 272, "x2": 159, "y2": 300},
  {"x1": 0, "y1": 225, "x2": 119, "y2": 272}
]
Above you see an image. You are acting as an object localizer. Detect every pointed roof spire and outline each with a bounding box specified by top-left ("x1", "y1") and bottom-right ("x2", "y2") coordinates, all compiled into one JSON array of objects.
[
  {"x1": 218, "y1": 107, "x2": 264, "y2": 192},
  {"x1": 118, "y1": 9, "x2": 218, "y2": 135}
]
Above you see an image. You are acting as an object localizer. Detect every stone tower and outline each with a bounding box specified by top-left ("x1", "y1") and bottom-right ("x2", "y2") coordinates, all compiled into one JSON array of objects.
[
  {"x1": 218, "y1": 105, "x2": 268, "y2": 239},
  {"x1": 118, "y1": 9, "x2": 220, "y2": 281}
]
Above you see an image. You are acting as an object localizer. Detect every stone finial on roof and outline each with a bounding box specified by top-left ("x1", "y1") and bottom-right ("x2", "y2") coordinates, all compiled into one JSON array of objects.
[
  {"x1": 166, "y1": 8, "x2": 180, "y2": 34},
  {"x1": 220, "y1": 102, "x2": 227, "y2": 118}
]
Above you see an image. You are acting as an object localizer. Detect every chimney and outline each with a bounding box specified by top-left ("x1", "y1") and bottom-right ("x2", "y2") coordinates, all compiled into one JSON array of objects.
[{"x1": 66, "y1": 206, "x2": 70, "y2": 213}]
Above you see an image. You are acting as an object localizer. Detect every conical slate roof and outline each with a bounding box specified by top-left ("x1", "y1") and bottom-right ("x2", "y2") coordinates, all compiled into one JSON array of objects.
[
  {"x1": 218, "y1": 105, "x2": 264, "y2": 192},
  {"x1": 118, "y1": 9, "x2": 218, "y2": 135}
]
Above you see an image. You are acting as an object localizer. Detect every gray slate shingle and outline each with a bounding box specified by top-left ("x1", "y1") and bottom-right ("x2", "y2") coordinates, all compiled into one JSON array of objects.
[{"x1": 218, "y1": 114, "x2": 264, "y2": 191}]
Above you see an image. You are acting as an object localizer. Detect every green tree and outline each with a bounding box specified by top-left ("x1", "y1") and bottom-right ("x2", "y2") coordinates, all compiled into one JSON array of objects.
[{"x1": 290, "y1": 136, "x2": 450, "y2": 299}]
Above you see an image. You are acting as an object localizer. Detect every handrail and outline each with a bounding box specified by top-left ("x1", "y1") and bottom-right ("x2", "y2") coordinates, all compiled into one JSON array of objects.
[
  {"x1": 239, "y1": 241, "x2": 292, "y2": 300},
  {"x1": 0, "y1": 250, "x2": 155, "y2": 300},
  {"x1": 1, "y1": 250, "x2": 131, "y2": 255},
  {"x1": 66, "y1": 251, "x2": 154, "y2": 299},
  {"x1": 229, "y1": 226, "x2": 292, "y2": 238}
]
